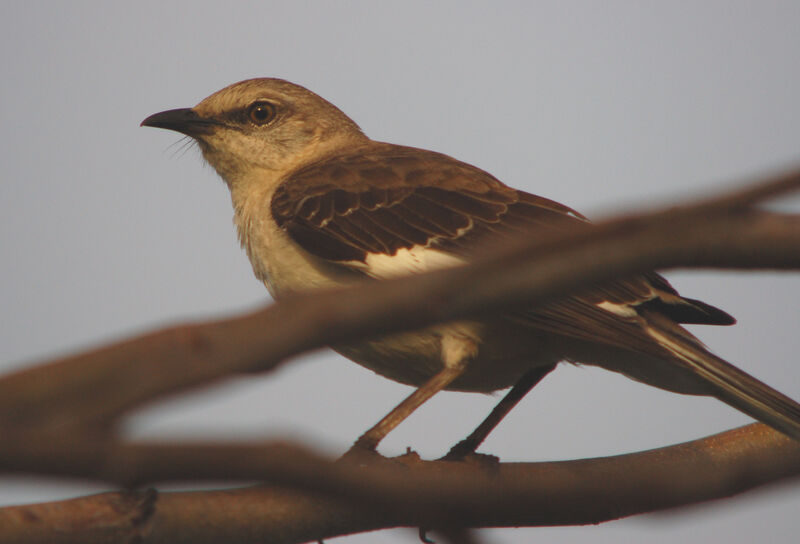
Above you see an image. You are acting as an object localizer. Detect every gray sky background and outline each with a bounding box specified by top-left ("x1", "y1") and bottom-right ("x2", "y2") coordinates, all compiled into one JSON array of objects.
[{"x1": 1, "y1": 2, "x2": 799, "y2": 542}]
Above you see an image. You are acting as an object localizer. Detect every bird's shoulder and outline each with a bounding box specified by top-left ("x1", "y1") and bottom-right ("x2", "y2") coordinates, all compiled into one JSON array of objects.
[{"x1": 274, "y1": 142, "x2": 512, "y2": 198}]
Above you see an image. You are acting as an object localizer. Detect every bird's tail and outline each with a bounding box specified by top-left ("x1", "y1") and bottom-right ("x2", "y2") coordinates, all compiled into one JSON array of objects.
[{"x1": 643, "y1": 313, "x2": 800, "y2": 441}]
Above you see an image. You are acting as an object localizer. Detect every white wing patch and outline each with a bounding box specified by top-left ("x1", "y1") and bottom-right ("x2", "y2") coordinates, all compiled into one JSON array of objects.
[
  {"x1": 351, "y1": 244, "x2": 653, "y2": 324},
  {"x1": 349, "y1": 245, "x2": 467, "y2": 279},
  {"x1": 596, "y1": 301, "x2": 638, "y2": 318}
]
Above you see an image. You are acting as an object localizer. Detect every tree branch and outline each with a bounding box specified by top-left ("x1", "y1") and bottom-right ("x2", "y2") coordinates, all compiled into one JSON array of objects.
[
  {"x1": 1, "y1": 168, "x2": 799, "y2": 433},
  {"x1": 1, "y1": 166, "x2": 799, "y2": 542},
  {"x1": 0, "y1": 425, "x2": 797, "y2": 543}
]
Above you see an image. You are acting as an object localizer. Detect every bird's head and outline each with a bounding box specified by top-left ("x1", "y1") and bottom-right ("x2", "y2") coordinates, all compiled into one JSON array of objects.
[{"x1": 141, "y1": 78, "x2": 367, "y2": 188}]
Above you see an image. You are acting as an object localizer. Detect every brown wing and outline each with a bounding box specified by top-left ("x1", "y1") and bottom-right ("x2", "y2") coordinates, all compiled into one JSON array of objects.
[
  {"x1": 272, "y1": 143, "x2": 734, "y2": 354},
  {"x1": 272, "y1": 143, "x2": 584, "y2": 260}
]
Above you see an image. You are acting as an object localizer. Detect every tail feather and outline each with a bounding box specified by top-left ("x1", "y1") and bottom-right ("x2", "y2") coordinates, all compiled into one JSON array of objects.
[{"x1": 644, "y1": 319, "x2": 800, "y2": 441}]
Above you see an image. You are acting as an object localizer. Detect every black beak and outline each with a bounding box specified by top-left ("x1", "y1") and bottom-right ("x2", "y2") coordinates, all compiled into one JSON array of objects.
[{"x1": 140, "y1": 108, "x2": 218, "y2": 135}]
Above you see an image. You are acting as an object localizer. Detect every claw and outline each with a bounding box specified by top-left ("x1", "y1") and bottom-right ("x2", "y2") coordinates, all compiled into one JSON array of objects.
[
  {"x1": 440, "y1": 439, "x2": 478, "y2": 461},
  {"x1": 338, "y1": 441, "x2": 383, "y2": 466}
]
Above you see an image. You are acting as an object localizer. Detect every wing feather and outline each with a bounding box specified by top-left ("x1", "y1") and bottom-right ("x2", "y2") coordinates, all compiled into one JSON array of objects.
[{"x1": 272, "y1": 143, "x2": 734, "y2": 359}]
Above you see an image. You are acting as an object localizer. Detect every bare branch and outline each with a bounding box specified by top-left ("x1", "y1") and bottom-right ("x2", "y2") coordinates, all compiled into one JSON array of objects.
[
  {"x1": 0, "y1": 168, "x2": 799, "y2": 433},
  {"x1": 0, "y1": 424, "x2": 797, "y2": 543},
  {"x1": 1, "y1": 167, "x2": 799, "y2": 542}
]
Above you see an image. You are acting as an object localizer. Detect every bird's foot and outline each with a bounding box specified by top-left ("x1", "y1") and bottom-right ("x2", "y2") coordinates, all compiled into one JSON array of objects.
[
  {"x1": 440, "y1": 440, "x2": 500, "y2": 470},
  {"x1": 440, "y1": 438, "x2": 480, "y2": 461},
  {"x1": 338, "y1": 440, "x2": 384, "y2": 466}
]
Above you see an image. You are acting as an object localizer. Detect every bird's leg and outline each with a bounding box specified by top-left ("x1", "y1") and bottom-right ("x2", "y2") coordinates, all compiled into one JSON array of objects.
[
  {"x1": 351, "y1": 334, "x2": 475, "y2": 452},
  {"x1": 442, "y1": 364, "x2": 556, "y2": 461},
  {"x1": 351, "y1": 365, "x2": 465, "y2": 451}
]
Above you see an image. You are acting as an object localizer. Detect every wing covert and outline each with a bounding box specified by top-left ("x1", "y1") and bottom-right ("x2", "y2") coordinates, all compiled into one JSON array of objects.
[{"x1": 271, "y1": 144, "x2": 549, "y2": 263}]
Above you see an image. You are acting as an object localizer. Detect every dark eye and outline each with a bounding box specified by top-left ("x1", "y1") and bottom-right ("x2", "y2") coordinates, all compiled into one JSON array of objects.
[{"x1": 247, "y1": 101, "x2": 276, "y2": 125}]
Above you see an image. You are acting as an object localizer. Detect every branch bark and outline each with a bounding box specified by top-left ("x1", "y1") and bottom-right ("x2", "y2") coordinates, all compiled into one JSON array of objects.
[
  {"x1": 1, "y1": 169, "x2": 799, "y2": 433},
  {"x1": 1, "y1": 166, "x2": 799, "y2": 542},
  {"x1": 0, "y1": 425, "x2": 797, "y2": 543}
]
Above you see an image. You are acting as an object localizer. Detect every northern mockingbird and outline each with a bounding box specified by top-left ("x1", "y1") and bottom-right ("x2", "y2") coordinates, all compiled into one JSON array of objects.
[{"x1": 142, "y1": 78, "x2": 800, "y2": 454}]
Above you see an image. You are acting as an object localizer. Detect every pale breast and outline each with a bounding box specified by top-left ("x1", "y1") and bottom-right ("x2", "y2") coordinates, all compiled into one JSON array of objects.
[
  {"x1": 231, "y1": 184, "x2": 557, "y2": 393},
  {"x1": 233, "y1": 187, "x2": 358, "y2": 297}
]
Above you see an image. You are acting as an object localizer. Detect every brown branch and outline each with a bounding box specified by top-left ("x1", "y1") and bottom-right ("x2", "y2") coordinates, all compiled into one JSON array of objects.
[
  {"x1": 435, "y1": 528, "x2": 485, "y2": 544},
  {"x1": 1, "y1": 169, "x2": 799, "y2": 433},
  {"x1": 0, "y1": 424, "x2": 797, "y2": 543},
  {"x1": 1, "y1": 167, "x2": 799, "y2": 542}
]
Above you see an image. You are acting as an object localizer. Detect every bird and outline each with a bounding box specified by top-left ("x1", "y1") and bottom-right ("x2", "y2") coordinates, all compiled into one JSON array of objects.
[{"x1": 142, "y1": 78, "x2": 800, "y2": 455}]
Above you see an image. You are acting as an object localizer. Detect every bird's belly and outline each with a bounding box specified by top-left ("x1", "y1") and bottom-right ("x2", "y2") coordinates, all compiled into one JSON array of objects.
[
  {"x1": 335, "y1": 320, "x2": 565, "y2": 393},
  {"x1": 236, "y1": 199, "x2": 564, "y2": 392}
]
